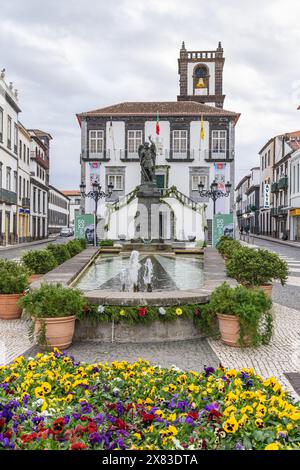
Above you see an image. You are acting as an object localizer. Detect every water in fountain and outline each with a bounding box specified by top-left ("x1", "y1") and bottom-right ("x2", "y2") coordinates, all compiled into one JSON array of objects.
[
  {"x1": 120, "y1": 266, "x2": 127, "y2": 292},
  {"x1": 127, "y1": 250, "x2": 141, "y2": 292},
  {"x1": 143, "y1": 257, "x2": 153, "y2": 292}
]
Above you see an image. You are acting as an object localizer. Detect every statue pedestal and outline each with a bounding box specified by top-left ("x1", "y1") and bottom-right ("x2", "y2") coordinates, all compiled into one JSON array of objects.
[{"x1": 135, "y1": 183, "x2": 161, "y2": 241}]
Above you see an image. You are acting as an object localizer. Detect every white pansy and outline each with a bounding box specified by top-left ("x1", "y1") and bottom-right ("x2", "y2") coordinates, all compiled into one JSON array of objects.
[
  {"x1": 158, "y1": 307, "x2": 166, "y2": 315},
  {"x1": 98, "y1": 305, "x2": 105, "y2": 313}
]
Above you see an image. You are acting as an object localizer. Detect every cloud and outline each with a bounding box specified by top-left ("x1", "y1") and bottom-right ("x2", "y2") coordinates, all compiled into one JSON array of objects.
[{"x1": 0, "y1": 0, "x2": 300, "y2": 188}]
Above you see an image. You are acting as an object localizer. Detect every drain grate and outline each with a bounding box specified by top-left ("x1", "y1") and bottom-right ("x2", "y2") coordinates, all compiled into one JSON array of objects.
[{"x1": 284, "y1": 372, "x2": 300, "y2": 395}]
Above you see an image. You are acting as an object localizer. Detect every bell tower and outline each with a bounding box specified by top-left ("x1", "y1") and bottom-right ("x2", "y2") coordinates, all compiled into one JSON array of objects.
[{"x1": 177, "y1": 41, "x2": 225, "y2": 108}]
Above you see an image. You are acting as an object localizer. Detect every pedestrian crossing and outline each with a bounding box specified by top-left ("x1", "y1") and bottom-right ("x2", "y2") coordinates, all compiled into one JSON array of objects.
[
  {"x1": 240, "y1": 241, "x2": 300, "y2": 288},
  {"x1": 276, "y1": 255, "x2": 300, "y2": 287}
]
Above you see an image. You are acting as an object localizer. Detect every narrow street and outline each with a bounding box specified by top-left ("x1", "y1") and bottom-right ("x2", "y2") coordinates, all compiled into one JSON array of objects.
[
  {"x1": 0, "y1": 236, "x2": 73, "y2": 261},
  {"x1": 241, "y1": 236, "x2": 300, "y2": 312}
]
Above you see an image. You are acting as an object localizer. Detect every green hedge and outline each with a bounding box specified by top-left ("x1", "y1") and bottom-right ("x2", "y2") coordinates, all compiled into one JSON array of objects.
[
  {"x1": 46, "y1": 243, "x2": 71, "y2": 265},
  {"x1": 22, "y1": 249, "x2": 58, "y2": 274},
  {"x1": 99, "y1": 239, "x2": 114, "y2": 247}
]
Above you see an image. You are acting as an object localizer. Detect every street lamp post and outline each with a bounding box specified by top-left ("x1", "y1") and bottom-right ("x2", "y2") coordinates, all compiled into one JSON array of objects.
[
  {"x1": 80, "y1": 181, "x2": 114, "y2": 247},
  {"x1": 198, "y1": 179, "x2": 232, "y2": 215}
]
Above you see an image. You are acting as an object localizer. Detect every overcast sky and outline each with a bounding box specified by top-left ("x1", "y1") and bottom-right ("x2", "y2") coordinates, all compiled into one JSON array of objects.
[{"x1": 1, "y1": 0, "x2": 300, "y2": 189}]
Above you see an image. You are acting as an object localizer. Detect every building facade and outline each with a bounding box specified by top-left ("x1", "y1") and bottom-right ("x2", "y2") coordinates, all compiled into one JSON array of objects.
[
  {"x1": 235, "y1": 174, "x2": 250, "y2": 230},
  {"x1": 0, "y1": 70, "x2": 20, "y2": 245},
  {"x1": 77, "y1": 43, "x2": 239, "y2": 242},
  {"x1": 236, "y1": 131, "x2": 300, "y2": 240},
  {"x1": 235, "y1": 168, "x2": 260, "y2": 234},
  {"x1": 290, "y1": 146, "x2": 300, "y2": 240},
  {"x1": 28, "y1": 129, "x2": 51, "y2": 240},
  {"x1": 48, "y1": 186, "x2": 70, "y2": 233},
  {"x1": 17, "y1": 122, "x2": 31, "y2": 242},
  {"x1": 62, "y1": 190, "x2": 80, "y2": 226},
  {"x1": 259, "y1": 138, "x2": 275, "y2": 236}
]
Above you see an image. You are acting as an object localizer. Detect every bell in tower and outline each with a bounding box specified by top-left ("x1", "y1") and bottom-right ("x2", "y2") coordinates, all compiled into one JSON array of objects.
[{"x1": 177, "y1": 41, "x2": 225, "y2": 109}]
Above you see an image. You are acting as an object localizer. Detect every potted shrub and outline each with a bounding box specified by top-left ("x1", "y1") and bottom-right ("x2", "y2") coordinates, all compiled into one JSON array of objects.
[
  {"x1": 78, "y1": 238, "x2": 87, "y2": 249},
  {"x1": 216, "y1": 236, "x2": 241, "y2": 260},
  {"x1": 66, "y1": 239, "x2": 83, "y2": 257},
  {"x1": 226, "y1": 247, "x2": 288, "y2": 296},
  {"x1": 0, "y1": 260, "x2": 29, "y2": 320},
  {"x1": 99, "y1": 239, "x2": 114, "y2": 247},
  {"x1": 204, "y1": 282, "x2": 273, "y2": 347},
  {"x1": 22, "y1": 249, "x2": 58, "y2": 282},
  {"x1": 18, "y1": 283, "x2": 86, "y2": 349},
  {"x1": 47, "y1": 243, "x2": 71, "y2": 265}
]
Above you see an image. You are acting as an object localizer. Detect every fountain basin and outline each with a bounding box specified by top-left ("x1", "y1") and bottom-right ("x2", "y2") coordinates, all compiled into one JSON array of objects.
[
  {"x1": 74, "y1": 317, "x2": 205, "y2": 343},
  {"x1": 75, "y1": 253, "x2": 204, "y2": 293}
]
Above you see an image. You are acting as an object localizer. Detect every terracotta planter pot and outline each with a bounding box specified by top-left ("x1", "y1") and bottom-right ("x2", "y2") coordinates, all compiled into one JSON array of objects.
[
  {"x1": 260, "y1": 284, "x2": 273, "y2": 298},
  {"x1": 217, "y1": 313, "x2": 251, "y2": 347},
  {"x1": 34, "y1": 315, "x2": 76, "y2": 350},
  {"x1": 248, "y1": 284, "x2": 273, "y2": 298},
  {"x1": 0, "y1": 294, "x2": 23, "y2": 320},
  {"x1": 29, "y1": 274, "x2": 42, "y2": 283}
]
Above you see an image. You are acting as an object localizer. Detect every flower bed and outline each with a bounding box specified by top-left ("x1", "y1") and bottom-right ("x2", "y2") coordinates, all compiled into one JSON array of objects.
[{"x1": 0, "y1": 350, "x2": 299, "y2": 450}]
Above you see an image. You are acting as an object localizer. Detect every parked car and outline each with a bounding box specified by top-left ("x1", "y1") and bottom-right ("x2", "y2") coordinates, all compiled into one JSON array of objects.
[{"x1": 60, "y1": 227, "x2": 73, "y2": 237}]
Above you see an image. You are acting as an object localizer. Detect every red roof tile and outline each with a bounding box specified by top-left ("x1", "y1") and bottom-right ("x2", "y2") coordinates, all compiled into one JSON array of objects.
[
  {"x1": 62, "y1": 190, "x2": 81, "y2": 196},
  {"x1": 77, "y1": 101, "x2": 240, "y2": 122}
]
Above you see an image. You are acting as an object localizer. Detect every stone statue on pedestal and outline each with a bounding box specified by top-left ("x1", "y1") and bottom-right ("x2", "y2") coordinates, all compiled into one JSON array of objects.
[{"x1": 138, "y1": 136, "x2": 156, "y2": 184}]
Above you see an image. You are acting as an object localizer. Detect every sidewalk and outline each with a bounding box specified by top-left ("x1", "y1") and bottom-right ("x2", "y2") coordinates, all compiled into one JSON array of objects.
[
  {"x1": 0, "y1": 235, "x2": 58, "y2": 251},
  {"x1": 240, "y1": 233, "x2": 300, "y2": 249}
]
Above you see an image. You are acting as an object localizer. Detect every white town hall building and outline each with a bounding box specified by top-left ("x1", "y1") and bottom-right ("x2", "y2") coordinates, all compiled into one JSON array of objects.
[{"x1": 77, "y1": 42, "x2": 240, "y2": 243}]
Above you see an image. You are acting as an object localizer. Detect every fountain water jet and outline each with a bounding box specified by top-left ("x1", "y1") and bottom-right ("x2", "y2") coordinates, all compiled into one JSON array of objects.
[
  {"x1": 128, "y1": 250, "x2": 141, "y2": 292},
  {"x1": 143, "y1": 257, "x2": 153, "y2": 292}
]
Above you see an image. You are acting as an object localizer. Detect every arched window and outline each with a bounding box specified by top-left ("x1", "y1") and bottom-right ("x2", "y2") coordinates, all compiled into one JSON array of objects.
[{"x1": 193, "y1": 65, "x2": 209, "y2": 93}]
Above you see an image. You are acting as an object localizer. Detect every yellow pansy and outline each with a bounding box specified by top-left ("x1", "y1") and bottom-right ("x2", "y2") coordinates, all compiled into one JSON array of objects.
[
  {"x1": 34, "y1": 386, "x2": 44, "y2": 398},
  {"x1": 223, "y1": 416, "x2": 239, "y2": 434},
  {"x1": 265, "y1": 443, "x2": 281, "y2": 450}
]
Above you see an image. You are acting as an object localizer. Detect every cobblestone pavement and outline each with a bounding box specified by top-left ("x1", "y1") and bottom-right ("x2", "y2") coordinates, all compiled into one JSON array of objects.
[
  {"x1": 208, "y1": 304, "x2": 300, "y2": 398},
  {"x1": 63, "y1": 338, "x2": 220, "y2": 372},
  {"x1": 1, "y1": 303, "x2": 299, "y2": 398},
  {"x1": 240, "y1": 237, "x2": 300, "y2": 311},
  {"x1": 0, "y1": 319, "x2": 32, "y2": 365}
]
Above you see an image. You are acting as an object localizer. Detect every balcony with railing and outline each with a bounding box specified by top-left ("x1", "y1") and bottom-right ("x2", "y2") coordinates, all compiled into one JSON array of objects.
[
  {"x1": 271, "y1": 182, "x2": 279, "y2": 193},
  {"x1": 0, "y1": 188, "x2": 17, "y2": 204},
  {"x1": 278, "y1": 176, "x2": 288, "y2": 190},
  {"x1": 278, "y1": 205, "x2": 288, "y2": 215},
  {"x1": 204, "y1": 149, "x2": 235, "y2": 161},
  {"x1": 271, "y1": 208, "x2": 278, "y2": 217},
  {"x1": 21, "y1": 197, "x2": 30, "y2": 208},
  {"x1": 30, "y1": 151, "x2": 49, "y2": 169},
  {"x1": 82, "y1": 147, "x2": 235, "y2": 163}
]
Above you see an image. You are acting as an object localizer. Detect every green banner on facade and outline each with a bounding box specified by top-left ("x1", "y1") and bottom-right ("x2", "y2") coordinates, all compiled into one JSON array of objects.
[
  {"x1": 212, "y1": 213, "x2": 234, "y2": 247},
  {"x1": 74, "y1": 214, "x2": 95, "y2": 244}
]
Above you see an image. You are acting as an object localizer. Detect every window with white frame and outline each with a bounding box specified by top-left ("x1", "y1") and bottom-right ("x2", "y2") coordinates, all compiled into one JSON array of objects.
[
  {"x1": 128, "y1": 130, "x2": 142, "y2": 155},
  {"x1": 192, "y1": 174, "x2": 208, "y2": 191},
  {"x1": 212, "y1": 130, "x2": 226, "y2": 155},
  {"x1": 107, "y1": 174, "x2": 124, "y2": 191},
  {"x1": 14, "y1": 123, "x2": 18, "y2": 153},
  {"x1": 172, "y1": 130, "x2": 187, "y2": 156},
  {"x1": 89, "y1": 130, "x2": 104, "y2": 154},
  {"x1": 7, "y1": 116, "x2": 12, "y2": 148},
  {"x1": 0, "y1": 108, "x2": 3, "y2": 142},
  {"x1": 6, "y1": 167, "x2": 11, "y2": 190}
]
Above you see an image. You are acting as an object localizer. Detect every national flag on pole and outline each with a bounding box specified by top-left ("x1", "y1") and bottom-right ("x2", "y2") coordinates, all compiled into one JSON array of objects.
[
  {"x1": 109, "y1": 117, "x2": 116, "y2": 160},
  {"x1": 109, "y1": 118, "x2": 113, "y2": 138},
  {"x1": 200, "y1": 115, "x2": 205, "y2": 140},
  {"x1": 156, "y1": 112, "x2": 160, "y2": 135}
]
